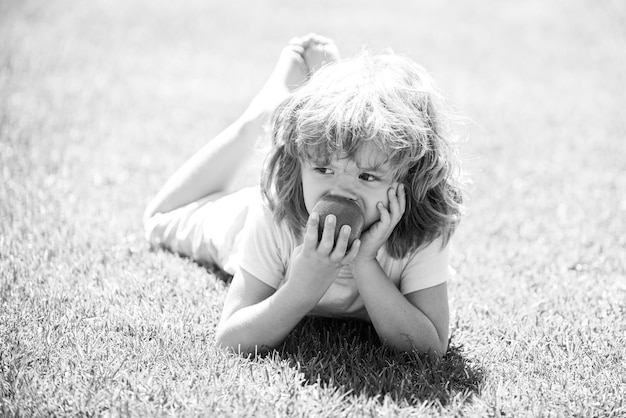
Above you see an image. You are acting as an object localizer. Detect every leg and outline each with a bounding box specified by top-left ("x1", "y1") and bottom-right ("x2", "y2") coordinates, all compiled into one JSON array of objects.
[
  {"x1": 144, "y1": 37, "x2": 313, "y2": 222},
  {"x1": 242, "y1": 37, "x2": 310, "y2": 120},
  {"x1": 243, "y1": 33, "x2": 340, "y2": 117}
]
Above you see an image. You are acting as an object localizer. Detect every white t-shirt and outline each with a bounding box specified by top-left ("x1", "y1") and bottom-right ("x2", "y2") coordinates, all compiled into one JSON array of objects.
[{"x1": 146, "y1": 186, "x2": 450, "y2": 320}]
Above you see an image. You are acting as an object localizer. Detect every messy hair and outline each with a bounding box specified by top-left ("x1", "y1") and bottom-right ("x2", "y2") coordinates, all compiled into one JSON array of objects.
[{"x1": 261, "y1": 51, "x2": 466, "y2": 258}]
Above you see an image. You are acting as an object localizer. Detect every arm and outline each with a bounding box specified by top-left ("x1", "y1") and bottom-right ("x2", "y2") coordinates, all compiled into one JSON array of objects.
[
  {"x1": 215, "y1": 213, "x2": 361, "y2": 354},
  {"x1": 351, "y1": 184, "x2": 449, "y2": 354},
  {"x1": 143, "y1": 113, "x2": 265, "y2": 222},
  {"x1": 144, "y1": 34, "x2": 327, "y2": 222},
  {"x1": 215, "y1": 267, "x2": 317, "y2": 353},
  {"x1": 351, "y1": 260, "x2": 449, "y2": 354},
  {"x1": 144, "y1": 35, "x2": 340, "y2": 224}
]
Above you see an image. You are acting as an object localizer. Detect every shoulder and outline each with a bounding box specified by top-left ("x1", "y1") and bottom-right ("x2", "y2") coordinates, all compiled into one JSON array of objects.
[
  {"x1": 380, "y1": 236, "x2": 449, "y2": 267},
  {"x1": 244, "y1": 195, "x2": 295, "y2": 245},
  {"x1": 408, "y1": 236, "x2": 450, "y2": 263},
  {"x1": 390, "y1": 236, "x2": 451, "y2": 295},
  {"x1": 238, "y1": 195, "x2": 299, "y2": 288}
]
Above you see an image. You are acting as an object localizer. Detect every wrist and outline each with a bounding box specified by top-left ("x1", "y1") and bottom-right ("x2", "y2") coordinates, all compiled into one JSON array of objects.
[
  {"x1": 350, "y1": 257, "x2": 380, "y2": 276},
  {"x1": 281, "y1": 277, "x2": 327, "y2": 310}
]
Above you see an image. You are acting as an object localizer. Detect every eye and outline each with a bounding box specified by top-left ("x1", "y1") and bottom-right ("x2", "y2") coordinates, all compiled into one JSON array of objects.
[
  {"x1": 359, "y1": 173, "x2": 379, "y2": 182},
  {"x1": 314, "y1": 167, "x2": 334, "y2": 175}
]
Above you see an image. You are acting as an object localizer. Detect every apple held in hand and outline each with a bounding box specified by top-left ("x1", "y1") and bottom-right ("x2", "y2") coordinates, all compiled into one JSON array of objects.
[{"x1": 312, "y1": 195, "x2": 364, "y2": 246}]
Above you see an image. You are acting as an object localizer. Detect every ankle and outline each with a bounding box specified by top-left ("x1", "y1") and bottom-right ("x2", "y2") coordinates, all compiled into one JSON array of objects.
[
  {"x1": 239, "y1": 102, "x2": 274, "y2": 126},
  {"x1": 236, "y1": 110, "x2": 269, "y2": 136}
]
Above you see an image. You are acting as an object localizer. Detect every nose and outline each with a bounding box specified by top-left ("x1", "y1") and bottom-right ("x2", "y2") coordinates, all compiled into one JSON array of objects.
[{"x1": 329, "y1": 174, "x2": 358, "y2": 201}]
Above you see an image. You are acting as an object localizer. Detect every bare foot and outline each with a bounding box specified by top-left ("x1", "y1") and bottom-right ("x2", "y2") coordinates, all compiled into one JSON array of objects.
[
  {"x1": 301, "y1": 33, "x2": 341, "y2": 74},
  {"x1": 243, "y1": 37, "x2": 310, "y2": 120}
]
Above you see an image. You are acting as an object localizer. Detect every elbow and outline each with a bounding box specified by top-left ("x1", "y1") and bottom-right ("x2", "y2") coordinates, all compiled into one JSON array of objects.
[
  {"x1": 399, "y1": 340, "x2": 447, "y2": 356},
  {"x1": 428, "y1": 328, "x2": 449, "y2": 356},
  {"x1": 143, "y1": 195, "x2": 168, "y2": 229},
  {"x1": 214, "y1": 327, "x2": 259, "y2": 356},
  {"x1": 214, "y1": 327, "x2": 234, "y2": 352},
  {"x1": 437, "y1": 324, "x2": 450, "y2": 354},
  {"x1": 214, "y1": 326, "x2": 232, "y2": 351},
  {"x1": 143, "y1": 202, "x2": 158, "y2": 229},
  {"x1": 143, "y1": 208, "x2": 152, "y2": 228},
  {"x1": 388, "y1": 329, "x2": 448, "y2": 356},
  {"x1": 215, "y1": 326, "x2": 274, "y2": 356},
  {"x1": 214, "y1": 340, "x2": 268, "y2": 357},
  {"x1": 436, "y1": 336, "x2": 449, "y2": 356},
  {"x1": 143, "y1": 207, "x2": 163, "y2": 246},
  {"x1": 405, "y1": 341, "x2": 448, "y2": 357}
]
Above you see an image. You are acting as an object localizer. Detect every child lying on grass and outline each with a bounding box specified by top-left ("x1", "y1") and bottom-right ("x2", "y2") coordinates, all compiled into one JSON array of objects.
[{"x1": 144, "y1": 34, "x2": 465, "y2": 355}]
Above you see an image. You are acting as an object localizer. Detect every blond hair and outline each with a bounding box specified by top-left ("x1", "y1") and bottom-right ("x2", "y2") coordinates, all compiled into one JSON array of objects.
[{"x1": 262, "y1": 51, "x2": 465, "y2": 258}]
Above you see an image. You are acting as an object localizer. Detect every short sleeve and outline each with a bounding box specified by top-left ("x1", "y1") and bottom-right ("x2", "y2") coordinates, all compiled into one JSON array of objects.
[
  {"x1": 144, "y1": 195, "x2": 220, "y2": 264},
  {"x1": 144, "y1": 187, "x2": 258, "y2": 273},
  {"x1": 237, "y1": 201, "x2": 293, "y2": 289},
  {"x1": 400, "y1": 237, "x2": 451, "y2": 295}
]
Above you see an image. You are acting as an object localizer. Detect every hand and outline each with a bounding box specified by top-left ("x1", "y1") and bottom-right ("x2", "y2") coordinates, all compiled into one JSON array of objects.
[
  {"x1": 288, "y1": 212, "x2": 361, "y2": 298},
  {"x1": 355, "y1": 184, "x2": 406, "y2": 263}
]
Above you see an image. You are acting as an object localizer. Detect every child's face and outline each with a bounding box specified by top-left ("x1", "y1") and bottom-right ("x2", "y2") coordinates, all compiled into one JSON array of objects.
[{"x1": 300, "y1": 143, "x2": 400, "y2": 231}]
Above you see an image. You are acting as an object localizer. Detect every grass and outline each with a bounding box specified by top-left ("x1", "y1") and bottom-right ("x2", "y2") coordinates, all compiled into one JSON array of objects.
[{"x1": 1, "y1": 0, "x2": 625, "y2": 416}]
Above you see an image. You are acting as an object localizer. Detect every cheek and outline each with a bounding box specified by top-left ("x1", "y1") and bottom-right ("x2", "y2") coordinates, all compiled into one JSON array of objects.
[
  {"x1": 362, "y1": 209, "x2": 379, "y2": 230},
  {"x1": 303, "y1": 193, "x2": 316, "y2": 215},
  {"x1": 301, "y1": 177, "x2": 325, "y2": 214},
  {"x1": 361, "y1": 194, "x2": 386, "y2": 228},
  {"x1": 361, "y1": 182, "x2": 399, "y2": 227}
]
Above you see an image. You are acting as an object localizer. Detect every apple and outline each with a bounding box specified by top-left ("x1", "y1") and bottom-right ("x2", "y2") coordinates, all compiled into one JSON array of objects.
[{"x1": 312, "y1": 195, "x2": 364, "y2": 246}]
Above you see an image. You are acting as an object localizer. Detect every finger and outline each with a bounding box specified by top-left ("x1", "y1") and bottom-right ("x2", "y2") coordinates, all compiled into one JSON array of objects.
[
  {"x1": 288, "y1": 36, "x2": 304, "y2": 47},
  {"x1": 397, "y1": 183, "x2": 407, "y2": 216},
  {"x1": 298, "y1": 33, "x2": 316, "y2": 48},
  {"x1": 377, "y1": 201, "x2": 391, "y2": 226},
  {"x1": 309, "y1": 33, "x2": 333, "y2": 46},
  {"x1": 324, "y1": 42, "x2": 341, "y2": 60},
  {"x1": 389, "y1": 184, "x2": 406, "y2": 223},
  {"x1": 330, "y1": 225, "x2": 351, "y2": 261},
  {"x1": 343, "y1": 239, "x2": 361, "y2": 264},
  {"x1": 318, "y1": 214, "x2": 336, "y2": 253},
  {"x1": 303, "y1": 212, "x2": 320, "y2": 250},
  {"x1": 387, "y1": 187, "x2": 400, "y2": 217},
  {"x1": 286, "y1": 44, "x2": 305, "y2": 56}
]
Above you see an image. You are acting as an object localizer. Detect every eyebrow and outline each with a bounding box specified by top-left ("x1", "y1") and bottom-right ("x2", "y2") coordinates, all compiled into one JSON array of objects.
[
  {"x1": 356, "y1": 160, "x2": 393, "y2": 173},
  {"x1": 357, "y1": 165, "x2": 385, "y2": 172},
  {"x1": 318, "y1": 160, "x2": 381, "y2": 171},
  {"x1": 306, "y1": 156, "x2": 393, "y2": 176}
]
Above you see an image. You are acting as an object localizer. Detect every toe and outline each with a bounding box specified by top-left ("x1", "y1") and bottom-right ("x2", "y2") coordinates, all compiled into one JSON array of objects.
[
  {"x1": 285, "y1": 44, "x2": 305, "y2": 56},
  {"x1": 288, "y1": 37, "x2": 304, "y2": 47},
  {"x1": 310, "y1": 34, "x2": 334, "y2": 46}
]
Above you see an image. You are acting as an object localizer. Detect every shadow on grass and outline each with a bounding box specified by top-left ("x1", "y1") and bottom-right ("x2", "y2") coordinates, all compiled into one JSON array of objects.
[
  {"x1": 277, "y1": 317, "x2": 483, "y2": 406},
  {"x1": 194, "y1": 260, "x2": 483, "y2": 406}
]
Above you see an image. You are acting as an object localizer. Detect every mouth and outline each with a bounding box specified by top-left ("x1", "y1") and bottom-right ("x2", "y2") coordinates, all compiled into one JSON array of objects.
[
  {"x1": 312, "y1": 194, "x2": 365, "y2": 245},
  {"x1": 321, "y1": 193, "x2": 362, "y2": 211}
]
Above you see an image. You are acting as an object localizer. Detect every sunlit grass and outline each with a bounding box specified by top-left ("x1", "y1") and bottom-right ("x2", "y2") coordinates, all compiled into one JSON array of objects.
[{"x1": 1, "y1": 0, "x2": 625, "y2": 416}]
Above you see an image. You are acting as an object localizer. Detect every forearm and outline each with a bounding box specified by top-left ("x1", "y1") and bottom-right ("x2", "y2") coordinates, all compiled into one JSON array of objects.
[
  {"x1": 215, "y1": 281, "x2": 320, "y2": 354},
  {"x1": 144, "y1": 113, "x2": 265, "y2": 221},
  {"x1": 352, "y1": 261, "x2": 447, "y2": 354},
  {"x1": 216, "y1": 214, "x2": 357, "y2": 354}
]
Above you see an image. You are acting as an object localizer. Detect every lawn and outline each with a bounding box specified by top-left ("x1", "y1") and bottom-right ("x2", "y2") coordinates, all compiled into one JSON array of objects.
[{"x1": 1, "y1": 0, "x2": 625, "y2": 416}]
